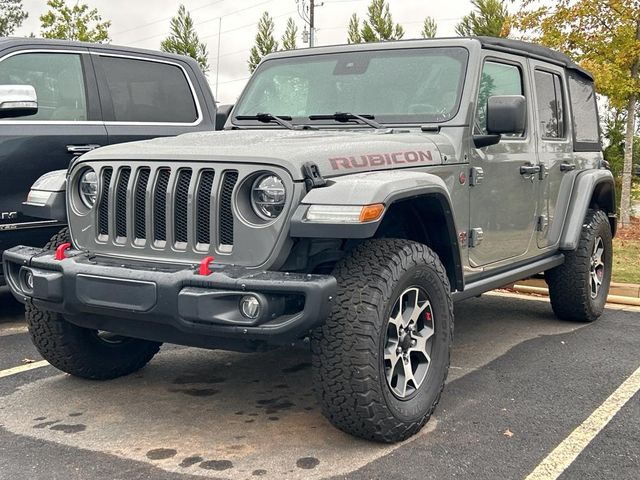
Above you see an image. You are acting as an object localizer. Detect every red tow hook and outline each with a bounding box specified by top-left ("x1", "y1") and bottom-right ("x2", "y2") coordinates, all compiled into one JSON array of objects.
[
  {"x1": 198, "y1": 256, "x2": 215, "y2": 276},
  {"x1": 54, "y1": 242, "x2": 72, "y2": 260}
]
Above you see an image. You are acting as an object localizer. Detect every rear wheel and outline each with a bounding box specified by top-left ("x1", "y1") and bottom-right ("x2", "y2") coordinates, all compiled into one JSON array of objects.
[
  {"x1": 546, "y1": 209, "x2": 613, "y2": 322},
  {"x1": 25, "y1": 228, "x2": 161, "y2": 380},
  {"x1": 312, "y1": 239, "x2": 453, "y2": 442}
]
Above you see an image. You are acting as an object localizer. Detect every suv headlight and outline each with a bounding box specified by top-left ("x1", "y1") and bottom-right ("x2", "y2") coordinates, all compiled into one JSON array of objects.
[
  {"x1": 78, "y1": 168, "x2": 98, "y2": 208},
  {"x1": 251, "y1": 174, "x2": 285, "y2": 220}
]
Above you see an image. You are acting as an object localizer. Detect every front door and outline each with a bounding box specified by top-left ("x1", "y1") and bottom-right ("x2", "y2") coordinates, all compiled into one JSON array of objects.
[
  {"x1": 469, "y1": 55, "x2": 539, "y2": 268},
  {"x1": 0, "y1": 49, "x2": 106, "y2": 250}
]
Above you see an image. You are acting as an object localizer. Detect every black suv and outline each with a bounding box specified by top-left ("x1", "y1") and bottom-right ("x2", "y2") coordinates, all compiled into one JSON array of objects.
[{"x1": 0, "y1": 38, "x2": 218, "y2": 284}]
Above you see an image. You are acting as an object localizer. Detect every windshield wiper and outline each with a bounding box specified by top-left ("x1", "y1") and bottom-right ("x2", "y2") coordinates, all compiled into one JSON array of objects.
[
  {"x1": 236, "y1": 113, "x2": 318, "y2": 130},
  {"x1": 308, "y1": 112, "x2": 384, "y2": 129},
  {"x1": 236, "y1": 112, "x2": 296, "y2": 130}
]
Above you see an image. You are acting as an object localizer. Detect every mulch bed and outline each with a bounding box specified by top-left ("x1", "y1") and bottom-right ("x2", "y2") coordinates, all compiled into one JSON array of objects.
[{"x1": 616, "y1": 216, "x2": 640, "y2": 241}]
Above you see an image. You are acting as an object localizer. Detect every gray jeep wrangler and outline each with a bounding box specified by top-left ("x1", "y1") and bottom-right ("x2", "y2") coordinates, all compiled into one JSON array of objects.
[{"x1": 3, "y1": 37, "x2": 616, "y2": 443}]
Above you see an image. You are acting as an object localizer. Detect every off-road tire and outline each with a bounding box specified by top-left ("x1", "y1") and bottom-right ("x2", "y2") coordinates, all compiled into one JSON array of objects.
[
  {"x1": 25, "y1": 228, "x2": 161, "y2": 380},
  {"x1": 546, "y1": 209, "x2": 612, "y2": 322},
  {"x1": 311, "y1": 239, "x2": 453, "y2": 443}
]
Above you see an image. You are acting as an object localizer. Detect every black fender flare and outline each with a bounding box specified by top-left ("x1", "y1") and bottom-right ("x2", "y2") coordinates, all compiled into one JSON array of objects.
[
  {"x1": 559, "y1": 169, "x2": 616, "y2": 250},
  {"x1": 289, "y1": 170, "x2": 463, "y2": 290}
]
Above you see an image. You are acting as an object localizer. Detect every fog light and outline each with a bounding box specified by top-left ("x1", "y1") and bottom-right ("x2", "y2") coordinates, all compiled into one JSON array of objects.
[
  {"x1": 240, "y1": 295, "x2": 261, "y2": 319},
  {"x1": 22, "y1": 269, "x2": 34, "y2": 292}
]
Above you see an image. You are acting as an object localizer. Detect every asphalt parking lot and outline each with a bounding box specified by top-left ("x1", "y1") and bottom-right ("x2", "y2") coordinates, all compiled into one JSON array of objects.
[{"x1": 0, "y1": 286, "x2": 638, "y2": 480}]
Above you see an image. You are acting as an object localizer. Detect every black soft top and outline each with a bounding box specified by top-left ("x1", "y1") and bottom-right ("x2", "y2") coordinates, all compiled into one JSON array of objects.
[{"x1": 476, "y1": 36, "x2": 593, "y2": 80}]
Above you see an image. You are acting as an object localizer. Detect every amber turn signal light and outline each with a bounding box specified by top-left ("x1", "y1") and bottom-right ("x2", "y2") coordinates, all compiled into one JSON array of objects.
[{"x1": 359, "y1": 203, "x2": 385, "y2": 223}]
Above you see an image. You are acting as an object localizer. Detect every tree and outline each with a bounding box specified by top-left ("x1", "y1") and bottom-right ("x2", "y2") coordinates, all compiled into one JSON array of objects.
[
  {"x1": 517, "y1": 0, "x2": 640, "y2": 226},
  {"x1": 281, "y1": 17, "x2": 298, "y2": 51},
  {"x1": 421, "y1": 16, "x2": 437, "y2": 39},
  {"x1": 347, "y1": 13, "x2": 361, "y2": 43},
  {"x1": 248, "y1": 12, "x2": 278, "y2": 73},
  {"x1": 40, "y1": 0, "x2": 110, "y2": 43},
  {"x1": 455, "y1": 0, "x2": 510, "y2": 38},
  {"x1": 0, "y1": 0, "x2": 27, "y2": 36},
  {"x1": 161, "y1": 5, "x2": 209, "y2": 73},
  {"x1": 347, "y1": 0, "x2": 404, "y2": 43}
]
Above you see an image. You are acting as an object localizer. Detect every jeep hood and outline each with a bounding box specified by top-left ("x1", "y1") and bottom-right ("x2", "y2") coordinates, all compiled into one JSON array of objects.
[{"x1": 82, "y1": 129, "x2": 447, "y2": 181}]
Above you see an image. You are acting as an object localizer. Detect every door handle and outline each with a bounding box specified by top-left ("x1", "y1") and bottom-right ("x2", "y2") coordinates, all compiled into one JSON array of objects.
[
  {"x1": 560, "y1": 162, "x2": 576, "y2": 172},
  {"x1": 67, "y1": 144, "x2": 101, "y2": 154},
  {"x1": 520, "y1": 164, "x2": 541, "y2": 175}
]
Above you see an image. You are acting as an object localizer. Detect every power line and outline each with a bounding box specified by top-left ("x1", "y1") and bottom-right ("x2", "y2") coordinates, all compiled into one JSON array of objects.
[
  {"x1": 112, "y1": 0, "x2": 226, "y2": 36},
  {"x1": 198, "y1": 9, "x2": 298, "y2": 42},
  {"x1": 125, "y1": 0, "x2": 275, "y2": 45}
]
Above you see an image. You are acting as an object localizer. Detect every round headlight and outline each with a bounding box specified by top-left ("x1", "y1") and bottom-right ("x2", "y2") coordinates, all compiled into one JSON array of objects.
[
  {"x1": 251, "y1": 174, "x2": 285, "y2": 220},
  {"x1": 78, "y1": 169, "x2": 98, "y2": 208}
]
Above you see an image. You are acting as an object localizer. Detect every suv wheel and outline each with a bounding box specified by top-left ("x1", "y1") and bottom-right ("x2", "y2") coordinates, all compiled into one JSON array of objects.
[
  {"x1": 546, "y1": 209, "x2": 613, "y2": 322},
  {"x1": 25, "y1": 228, "x2": 161, "y2": 380},
  {"x1": 311, "y1": 239, "x2": 453, "y2": 442}
]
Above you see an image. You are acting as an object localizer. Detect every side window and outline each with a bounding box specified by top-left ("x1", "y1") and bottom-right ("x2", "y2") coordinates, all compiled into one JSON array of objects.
[
  {"x1": 0, "y1": 52, "x2": 87, "y2": 121},
  {"x1": 534, "y1": 70, "x2": 565, "y2": 139},
  {"x1": 99, "y1": 56, "x2": 198, "y2": 123},
  {"x1": 567, "y1": 73, "x2": 600, "y2": 151},
  {"x1": 475, "y1": 61, "x2": 524, "y2": 136}
]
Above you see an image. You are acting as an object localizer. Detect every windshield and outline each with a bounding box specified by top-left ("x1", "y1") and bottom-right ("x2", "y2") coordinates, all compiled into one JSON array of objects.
[{"x1": 233, "y1": 47, "x2": 469, "y2": 126}]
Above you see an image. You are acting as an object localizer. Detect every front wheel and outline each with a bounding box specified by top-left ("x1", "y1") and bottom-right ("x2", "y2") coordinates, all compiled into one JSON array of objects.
[
  {"x1": 311, "y1": 239, "x2": 453, "y2": 442},
  {"x1": 546, "y1": 209, "x2": 613, "y2": 322}
]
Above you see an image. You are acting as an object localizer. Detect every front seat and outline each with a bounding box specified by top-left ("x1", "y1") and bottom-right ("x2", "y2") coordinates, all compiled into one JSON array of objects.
[{"x1": 50, "y1": 69, "x2": 86, "y2": 121}]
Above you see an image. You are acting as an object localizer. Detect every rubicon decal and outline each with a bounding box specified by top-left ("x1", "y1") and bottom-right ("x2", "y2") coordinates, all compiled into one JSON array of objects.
[{"x1": 329, "y1": 150, "x2": 436, "y2": 170}]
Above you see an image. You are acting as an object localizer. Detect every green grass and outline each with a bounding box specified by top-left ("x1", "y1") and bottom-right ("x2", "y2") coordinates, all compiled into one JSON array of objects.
[{"x1": 613, "y1": 238, "x2": 640, "y2": 284}]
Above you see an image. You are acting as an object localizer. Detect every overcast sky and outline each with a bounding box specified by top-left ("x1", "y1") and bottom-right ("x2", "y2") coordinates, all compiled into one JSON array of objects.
[{"x1": 16, "y1": 0, "x2": 483, "y2": 103}]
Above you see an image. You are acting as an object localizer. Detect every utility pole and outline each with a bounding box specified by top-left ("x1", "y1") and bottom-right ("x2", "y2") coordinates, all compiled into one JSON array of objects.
[
  {"x1": 297, "y1": 0, "x2": 322, "y2": 47},
  {"x1": 309, "y1": 0, "x2": 315, "y2": 47}
]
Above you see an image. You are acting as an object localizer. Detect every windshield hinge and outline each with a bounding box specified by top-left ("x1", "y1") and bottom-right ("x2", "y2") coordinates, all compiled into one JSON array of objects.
[{"x1": 302, "y1": 162, "x2": 327, "y2": 191}]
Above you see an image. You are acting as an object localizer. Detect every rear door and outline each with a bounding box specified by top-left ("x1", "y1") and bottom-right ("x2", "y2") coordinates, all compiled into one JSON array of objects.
[
  {"x1": 0, "y1": 47, "x2": 106, "y2": 246},
  {"x1": 529, "y1": 61, "x2": 574, "y2": 249},
  {"x1": 90, "y1": 51, "x2": 212, "y2": 145}
]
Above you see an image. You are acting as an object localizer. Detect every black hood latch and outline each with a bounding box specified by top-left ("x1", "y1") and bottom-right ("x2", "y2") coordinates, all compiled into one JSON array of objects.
[{"x1": 302, "y1": 162, "x2": 327, "y2": 191}]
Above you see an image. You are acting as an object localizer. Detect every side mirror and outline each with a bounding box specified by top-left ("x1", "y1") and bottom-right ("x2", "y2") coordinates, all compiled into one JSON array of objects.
[
  {"x1": 0, "y1": 85, "x2": 38, "y2": 118},
  {"x1": 215, "y1": 104, "x2": 234, "y2": 130},
  {"x1": 486, "y1": 95, "x2": 526, "y2": 135}
]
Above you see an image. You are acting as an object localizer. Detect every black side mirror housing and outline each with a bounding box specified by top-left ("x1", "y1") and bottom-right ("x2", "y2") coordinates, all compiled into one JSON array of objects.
[
  {"x1": 215, "y1": 104, "x2": 234, "y2": 130},
  {"x1": 486, "y1": 95, "x2": 526, "y2": 135}
]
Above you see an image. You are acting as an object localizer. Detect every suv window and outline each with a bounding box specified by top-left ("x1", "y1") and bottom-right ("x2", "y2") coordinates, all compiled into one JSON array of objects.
[
  {"x1": 534, "y1": 70, "x2": 565, "y2": 139},
  {"x1": 475, "y1": 61, "x2": 524, "y2": 136},
  {"x1": 99, "y1": 56, "x2": 198, "y2": 123},
  {"x1": 567, "y1": 73, "x2": 600, "y2": 150},
  {"x1": 0, "y1": 52, "x2": 87, "y2": 121}
]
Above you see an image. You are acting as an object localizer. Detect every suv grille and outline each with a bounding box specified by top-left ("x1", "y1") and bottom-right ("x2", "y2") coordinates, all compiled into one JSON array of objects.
[{"x1": 96, "y1": 165, "x2": 239, "y2": 252}]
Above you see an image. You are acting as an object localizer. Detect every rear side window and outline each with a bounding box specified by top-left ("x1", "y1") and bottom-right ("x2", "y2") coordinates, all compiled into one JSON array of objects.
[
  {"x1": 534, "y1": 70, "x2": 565, "y2": 139},
  {"x1": 99, "y1": 56, "x2": 198, "y2": 123},
  {"x1": 0, "y1": 52, "x2": 87, "y2": 121},
  {"x1": 475, "y1": 61, "x2": 524, "y2": 136},
  {"x1": 567, "y1": 73, "x2": 600, "y2": 151}
]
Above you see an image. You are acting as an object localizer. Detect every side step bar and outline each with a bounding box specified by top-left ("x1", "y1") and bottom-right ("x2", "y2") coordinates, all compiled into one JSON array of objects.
[{"x1": 453, "y1": 254, "x2": 564, "y2": 303}]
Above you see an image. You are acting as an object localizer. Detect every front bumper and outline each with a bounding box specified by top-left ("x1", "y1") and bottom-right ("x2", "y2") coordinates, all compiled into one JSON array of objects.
[{"x1": 3, "y1": 246, "x2": 337, "y2": 348}]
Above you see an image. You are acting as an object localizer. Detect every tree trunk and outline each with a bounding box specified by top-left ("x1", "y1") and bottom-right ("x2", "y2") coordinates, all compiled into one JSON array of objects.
[
  {"x1": 620, "y1": 95, "x2": 636, "y2": 227},
  {"x1": 620, "y1": 20, "x2": 640, "y2": 228}
]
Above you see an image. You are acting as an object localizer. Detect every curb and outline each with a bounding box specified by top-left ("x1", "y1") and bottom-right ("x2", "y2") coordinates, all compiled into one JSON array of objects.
[{"x1": 513, "y1": 278, "x2": 640, "y2": 307}]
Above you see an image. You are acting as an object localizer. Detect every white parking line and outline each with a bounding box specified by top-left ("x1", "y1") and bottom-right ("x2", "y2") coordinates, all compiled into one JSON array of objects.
[
  {"x1": 0, "y1": 360, "x2": 50, "y2": 379},
  {"x1": 525, "y1": 365, "x2": 640, "y2": 480}
]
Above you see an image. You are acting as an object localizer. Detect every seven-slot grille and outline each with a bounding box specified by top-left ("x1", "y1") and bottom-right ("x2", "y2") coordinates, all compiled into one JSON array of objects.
[{"x1": 96, "y1": 165, "x2": 239, "y2": 251}]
